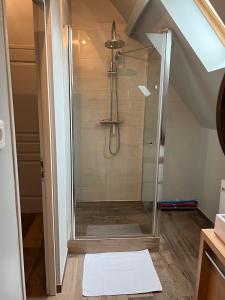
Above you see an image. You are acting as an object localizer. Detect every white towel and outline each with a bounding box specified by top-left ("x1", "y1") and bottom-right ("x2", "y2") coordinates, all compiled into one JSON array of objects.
[{"x1": 82, "y1": 249, "x2": 162, "y2": 296}]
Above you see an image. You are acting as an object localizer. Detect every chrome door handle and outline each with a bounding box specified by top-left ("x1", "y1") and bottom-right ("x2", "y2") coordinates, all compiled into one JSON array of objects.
[{"x1": 205, "y1": 250, "x2": 225, "y2": 280}]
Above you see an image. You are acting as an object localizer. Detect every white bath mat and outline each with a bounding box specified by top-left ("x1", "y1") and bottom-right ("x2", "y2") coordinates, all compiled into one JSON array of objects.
[{"x1": 82, "y1": 249, "x2": 162, "y2": 296}]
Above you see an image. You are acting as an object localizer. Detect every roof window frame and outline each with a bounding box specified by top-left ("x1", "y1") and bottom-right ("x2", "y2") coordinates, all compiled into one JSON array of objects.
[{"x1": 195, "y1": 0, "x2": 225, "y2": 46}]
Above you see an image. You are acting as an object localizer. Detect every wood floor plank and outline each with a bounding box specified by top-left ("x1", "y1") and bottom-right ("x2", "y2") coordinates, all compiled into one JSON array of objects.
[
  {"x1": 69, "y1": 236, "x2": 159, "y2": 254},
  {"x1": 21, "y1": 213, "x2": 37, "y2": 238},
  {"x1": 21, "y1": 213, "x2": 46, "y2": 298},
  {"x1": 23, "y1": 213, "x2": 44, "y2": 248},
  {"x1": 25, "y1": 242, "x2": 46, "y2": 297}
]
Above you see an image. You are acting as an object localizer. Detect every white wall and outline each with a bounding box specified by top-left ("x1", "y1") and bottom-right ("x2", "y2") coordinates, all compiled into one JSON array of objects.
[
  {"x1": 163, "y1": 84, "x2": 207, "y2": 201},
  {"x1": 0, "y1": 0, "x2": 25, "y2": 298},
  {"x1": 163, "y1": 84, "x2": 225, "y2": 223},
  {"x1": 200, "y1": 129, "x2": 225, "y2": 222}
]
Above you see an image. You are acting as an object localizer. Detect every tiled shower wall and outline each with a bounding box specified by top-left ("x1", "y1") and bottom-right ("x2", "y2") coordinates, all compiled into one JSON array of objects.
[{"x1": 72, "y1": 0, "x2": 147, "y2": 202}]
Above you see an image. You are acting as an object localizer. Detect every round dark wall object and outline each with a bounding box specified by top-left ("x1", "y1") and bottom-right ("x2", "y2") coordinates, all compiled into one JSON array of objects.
[{"x1": 217, "y1": 73, "x2": 225, "y2": 155}]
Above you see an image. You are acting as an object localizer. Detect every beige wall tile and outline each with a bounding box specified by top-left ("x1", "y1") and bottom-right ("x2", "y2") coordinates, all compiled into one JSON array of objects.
[
  {"x1": 71, "y1": 0, "x2": 125, "y2": 31},
  {"x1": 76, "y1": 187, "x2": 108, "y2": 202},
  {"x1": 74, "y1": 58, "x2": 106, "y2": 78},
  {"x1": 119, "y1": 99, "x2": 145, "y2": 112},
  {"x1": 72, "y1": 0, "x2": 152, "y2": 203},
  {"x1": 119, "y1": 111, "x2": 145, "y2": 127},
  {"x1": 107, "y1": 186, "x2": 141, "y2": 201},
  {"x1": 77, "y1": 110, "x2": 106, "y2": 128},
  {"x1": 75, "y1": 77, "x2": 109, "y2": 92},
  {"x1": 120, "y1": 127, "x2": 144, "y2": 144}
]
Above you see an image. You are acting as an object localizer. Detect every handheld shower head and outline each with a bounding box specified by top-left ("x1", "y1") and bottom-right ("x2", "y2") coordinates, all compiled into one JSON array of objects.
[{"x1": 104, "y1": 21, "x2": 125, "y2": 50}]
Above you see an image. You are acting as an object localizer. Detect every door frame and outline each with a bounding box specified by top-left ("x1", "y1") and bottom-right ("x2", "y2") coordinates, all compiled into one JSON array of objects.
[
  {"x1": 62, "y1": 24, "x2": 75, "y2": 241},
  {"x1": 32, "y1": 0, "x2": 58, "y2": 295},
  {"x1": 33, "y1": 0, "x2": 73, "y2": 294},
  {"x1": 3, "y1": 0, "x2": 71, "y2": 296}
]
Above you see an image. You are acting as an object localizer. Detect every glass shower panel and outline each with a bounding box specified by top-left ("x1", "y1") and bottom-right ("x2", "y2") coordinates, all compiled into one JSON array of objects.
[
  {"x1": 141, "y1": 41, "x2": 162, "y2": 231},
  {"x1": 72, "y1": 27, "x2": 170, "y2": 239}
]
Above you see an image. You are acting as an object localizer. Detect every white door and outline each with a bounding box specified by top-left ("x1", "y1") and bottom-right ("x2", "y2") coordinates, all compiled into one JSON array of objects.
[
  {"x1": 33, "y1": 0, "x2": 72, "y2": 294},
  {"x1": 32, "y1": 0, "x2": 58, "y2": 295},
  {"x1": 0, "y1": 0, "x2": 26, "y2": 299},
  {"x1": 44, "y1": 0, "x2": 73, "y2": 286}
]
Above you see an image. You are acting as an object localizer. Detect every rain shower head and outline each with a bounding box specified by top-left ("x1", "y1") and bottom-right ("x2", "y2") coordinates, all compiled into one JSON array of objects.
[
  {"x1": 104, "y1": 20, "x2": 125, "y2": 50},
  {"x1": 105, "y1": 39, "x2": 125, "y2": 49}
]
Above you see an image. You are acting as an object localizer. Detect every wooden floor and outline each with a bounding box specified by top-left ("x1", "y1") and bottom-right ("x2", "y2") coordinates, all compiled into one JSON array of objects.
[
  {"x1": 25, "y1": 210, "x2": 212, "y2": 300},
  {"x1": 21, "y1": 213, "x2": 46, "y2": 298},
  {"x1": 75, "y1": 201, "x2": 153, "y2": 237}
]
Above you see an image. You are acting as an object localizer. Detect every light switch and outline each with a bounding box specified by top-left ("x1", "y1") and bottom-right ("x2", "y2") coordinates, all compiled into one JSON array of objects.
[{"x1": 0, "y1": 120, "x2": 5, "y2": 149}]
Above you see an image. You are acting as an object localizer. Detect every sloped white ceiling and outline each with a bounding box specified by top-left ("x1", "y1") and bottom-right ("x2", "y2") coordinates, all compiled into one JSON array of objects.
[{"x1": 111, "y1": 0, "x2": 225, "y2": 129}]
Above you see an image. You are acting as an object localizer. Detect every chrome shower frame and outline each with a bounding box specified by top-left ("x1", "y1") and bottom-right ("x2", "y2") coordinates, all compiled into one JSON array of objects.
[
  {"x1": 152, "y1": 30, "x2": 172, "y2": 235},
  {"x1": 70, "y1": 29, "x2": 173, "y2": 244}
]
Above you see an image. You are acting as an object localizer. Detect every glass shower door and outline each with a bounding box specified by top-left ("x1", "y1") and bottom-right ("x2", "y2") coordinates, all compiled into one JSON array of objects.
[
  {"x1": 141, "y1": 31, "x2": 172, "y2": 235},
  {"x1": 72, "y1": 29, "x2": 172, "y2": 239}
]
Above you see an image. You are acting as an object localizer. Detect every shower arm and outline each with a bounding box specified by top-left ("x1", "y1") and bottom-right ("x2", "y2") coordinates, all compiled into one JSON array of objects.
[
  {"x1": 117, "y1": 45, "x2": 154, "y2": 56},
  {"x1": 112, "y1": 21, "x2": 116, "y2": 40}
]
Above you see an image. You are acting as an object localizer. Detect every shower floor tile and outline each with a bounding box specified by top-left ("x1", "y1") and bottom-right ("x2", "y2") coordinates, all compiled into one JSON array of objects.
[{"x1": 75, "y1": 201, "x2": 153, "y2": 238}]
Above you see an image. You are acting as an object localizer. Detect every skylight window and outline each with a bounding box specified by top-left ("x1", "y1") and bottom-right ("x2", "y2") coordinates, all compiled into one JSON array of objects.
[{"x1": 195, "y1": 0, "x2": 225, "y2": 45}]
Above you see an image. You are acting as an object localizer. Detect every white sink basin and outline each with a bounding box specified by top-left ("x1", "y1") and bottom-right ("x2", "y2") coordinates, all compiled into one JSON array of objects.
[{"x1": 214, "y1": 214, "x2": 225, "y2": 244}]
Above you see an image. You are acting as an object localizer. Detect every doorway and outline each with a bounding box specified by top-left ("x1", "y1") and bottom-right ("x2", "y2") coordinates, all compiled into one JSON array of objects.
[{"x1": 5, "y1": 0, "x2": 46, "y2": 297}]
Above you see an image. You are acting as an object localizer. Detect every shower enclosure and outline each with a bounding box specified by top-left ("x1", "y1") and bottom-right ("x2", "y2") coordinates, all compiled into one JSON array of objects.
[{"x1": 70, "y1": 8, "x2": 172, "y2": 251}]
